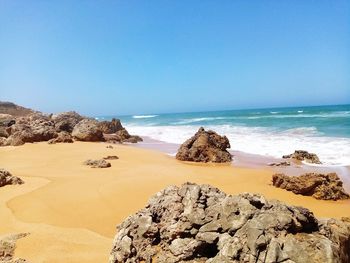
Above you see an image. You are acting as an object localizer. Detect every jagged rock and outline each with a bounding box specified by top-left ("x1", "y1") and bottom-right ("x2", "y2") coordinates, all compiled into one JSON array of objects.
[
  {"x1": 272, "y1": 173, "x2": 350, "y2": 200},
  {"x1": 283, "y1": 150, "x2": 321, "y2": 164},
  {"x1": 0, "y1": 169, "x2": 24, "y2": 187},
  {"x1": 110, "y1": 183, "x2": 350, "y2": 263},
  {"x1": 104, "y1": 129, "x2": 143, "y2": 144},
  {"x1": 103, "y1": 156, "x2": 119, "y2": 160},
  {"x1": 4, "y1": 113, "x2": 58, "y2": 146},
  {"x1": 83, "y1": 159, "x2": 111, "y2": 168},
  {"x1": 176, "y1": 127, "x2": 232, "y2": 163},
  {"x1": 99, "y1": 118, "x2": 123, "y2": 134},
  {"x1": 0, "y1": 114, "x2": 15, "y2": 138},
  {"x1": 52, "y1": 111, "x2": 84, "y2": 133},
  {"x1": 0, "y1": 233, "x2": 29, "y2": 263},
  {"x1": 72, "y1": 119, "x2": 104, "y2": 142},
  {"x1": 268, "y1": 161, "x2": 291, "y2": 167},
  {"x1": 48, "y1": 131, "x2": 74, "y2": 144}
]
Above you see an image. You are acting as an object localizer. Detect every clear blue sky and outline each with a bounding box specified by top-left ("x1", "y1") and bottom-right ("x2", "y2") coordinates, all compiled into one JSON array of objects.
[{"x1": 0, "y1": 0, "x2": 349, "y2": 115}]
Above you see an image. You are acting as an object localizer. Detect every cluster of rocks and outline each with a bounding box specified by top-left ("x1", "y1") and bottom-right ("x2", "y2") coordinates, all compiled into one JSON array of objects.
[
  {"x1": 0, "y1": 104, "x2": 142, "y2": 146},
  {"x1": 0, "y1": 169, "x2": 24, "y2": 187},
  {"x1": 268, "y1": 161, "x2": 291, "y2": 167},
  {"x1": 110, "y1": 183, "x2": 350, "y2": 263},
  {"x1": 0, "y1": 232, "x2": 29, "y2": 263},
  {"x1": 272, "y1": 173, "x2": 350, "y2": 200},
  {"x1": 176, "y1": 127, "x2": 232, "y2": 163},
  {"x1": 283, "y1": 150, "x2": 321, "y2": 164},
  {"x1": 83, "y1": 159, "x2": 112, "y2": 168}
]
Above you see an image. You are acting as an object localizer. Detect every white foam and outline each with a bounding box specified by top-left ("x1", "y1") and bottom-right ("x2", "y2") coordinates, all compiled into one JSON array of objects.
[
  {"x1": 126, "y1": 124, "x2": 350, "y2": 166},
  {"x1": 132, "y1": 115, "x2": 158, "y2": 119}
]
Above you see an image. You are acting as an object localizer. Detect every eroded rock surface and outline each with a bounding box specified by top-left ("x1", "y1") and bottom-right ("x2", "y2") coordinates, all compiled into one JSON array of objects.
[
  {"x1": 99, "y1": 118, "x2": 123, "y2": 134},
  {"x1": 104, "y1": 128, "x2": 143, "y2": 144},
  {"x1": 0, "y1": 169, "x2": 24, "y2": 187},
  {"x1": 110, "y1": 183, "x2": 350, "y2": 263},
  {"x1": 72, "y1": 119, "x2": 104, "y2": 142},
  {"x1": 83, "y1": 159, "x2": 111, "y2": 168},
  {"x1": 48, "y1": 131, "x2": 74, "y2": 144},
  {"x1": 176, "y1": 127, "x2": 232, "y2": 163},
  {"x1": 0, "y1": 233, "x2": 29, "y2": 263},
  {"x1": 272, "y1": 173, "x2": 350, "y2": 200},
  {"x1": 283, "y1": 150, "x2": 321, "y2": 164},
  {"x1": 52, "y1": 111, "x2": 84, "y2": 133}
]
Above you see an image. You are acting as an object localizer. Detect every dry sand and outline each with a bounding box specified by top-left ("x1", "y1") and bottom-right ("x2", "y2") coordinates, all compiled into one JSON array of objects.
[{"x1": 0, "y1": 142, "x2": 349, "y2": 262}]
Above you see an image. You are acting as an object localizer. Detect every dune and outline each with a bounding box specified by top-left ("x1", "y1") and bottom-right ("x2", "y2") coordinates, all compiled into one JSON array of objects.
[{"x1": 0, "y1": 142, "x2": 349, "y2": 262}]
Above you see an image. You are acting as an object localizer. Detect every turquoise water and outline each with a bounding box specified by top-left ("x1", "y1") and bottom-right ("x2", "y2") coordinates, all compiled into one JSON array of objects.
[{"x1": 97, "y1": 104, "x2": 350, "y2": 165}]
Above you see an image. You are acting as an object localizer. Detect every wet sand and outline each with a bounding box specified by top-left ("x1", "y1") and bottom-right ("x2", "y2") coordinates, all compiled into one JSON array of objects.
[{"x1": 0, "y1": 142, "x2": 350, "y2": 262}]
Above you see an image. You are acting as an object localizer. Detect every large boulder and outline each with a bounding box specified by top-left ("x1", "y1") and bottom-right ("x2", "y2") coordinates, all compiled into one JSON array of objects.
[
  {"x1": 272, "y1": 173, "x2": 349, "y2": 200},
  {"x1": 99, "y1": 118, "x2": 124, "y2": 134},
  {"x1": 110, "y1": 183, "x2": 350, "y2": 263},
  {"x1": 283, "y1": 150, "x2": 321, "y2": 164},
  {"x1": 0, "y1": 169, "x2": 24, "y2": 187},
  {"x1": 52, "y1": 111, "x2": 84, "y2": 133},
  {"x1": 48, "y1": 131, "x2": 73, "y2": 144},
  {"x1": 72, "y1": 119, "x2": 104, "y2": 142},
  {"x1": 176, "y1": 127, "x2": 232, "y2": 163}
]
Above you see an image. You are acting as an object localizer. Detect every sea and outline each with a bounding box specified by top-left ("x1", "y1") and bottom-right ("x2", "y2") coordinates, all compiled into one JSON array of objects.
[{"x1": 96, "y1": 104, "x2": 350, "y2": 166}]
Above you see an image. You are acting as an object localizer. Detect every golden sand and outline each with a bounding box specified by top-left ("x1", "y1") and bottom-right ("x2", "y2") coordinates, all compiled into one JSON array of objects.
[{"x1": 0, "y1": 142, "x2": 349, "y2": 262}]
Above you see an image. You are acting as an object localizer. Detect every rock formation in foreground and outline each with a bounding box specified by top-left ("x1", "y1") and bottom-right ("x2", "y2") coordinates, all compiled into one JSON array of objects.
[
  {"x1": 176, "y1": 127, "x2": 232, "y2": 163},
  {"x1": 283, "y1": 150, "x2": 321, "y2": 164},
  {"x1": 83, "y1": 159, "x2": 111, "y2": 168},
  {"x1": 110, "y1": 183, "x2": 350, "y2": 263},
  {"x1": 272, "y1": 173, "x2": 350, "y2": 200},
  {"x1": 0, "y1": 233, "x2": 29, "y2": 263},
  {"x1": 0, "y1": 169, "x2": 24, "y2": 187}
]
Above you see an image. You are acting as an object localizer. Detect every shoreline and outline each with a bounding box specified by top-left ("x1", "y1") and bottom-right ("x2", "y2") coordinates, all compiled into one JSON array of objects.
[{"x1": 0, "y1": 141, "x2": 349, "y2": 262}]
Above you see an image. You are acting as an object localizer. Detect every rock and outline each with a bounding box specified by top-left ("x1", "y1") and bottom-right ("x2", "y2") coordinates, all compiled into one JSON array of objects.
[
  {"x1": 104, "y1": 128, "x2": 143, "y2": 144},
  {"x1": 176, "y1": 127, "x2": 232, "y2": 163},
  {"x1": 106, "y1": 145, "x2": 114, "y2": 149},
  {"x1": 83, "y1": 159, "x2": 111, "y2": 168},
  {"x1": 72, "y1": 119, "x2": 104, "y2": 142},
  {"x1": 103, "y1": 156, "x2": 119, "y2": 160},
  {"x1": 52, "y1": 111, "x2": 84, "y2": 133},
  {"x1": 110, "y1": 183, "x2": 350, "y2": 263},
  {"x1": 48, "y1": 131, "x2": 74, "y2": 144},
  {"x1": 5, "y1": 113, "x2": 58, "y2": 146},
  {"x1": 283, "y1": 150, "x2": 321, "y2": 164},
  {"x1": 268, "y1": 161, "x2": 291, "y2": 167},
  {"x1": 272, "y1": 173, "x2": 350, "y2": 200},
  {"x1": 0, "y1": 169, "x2": 24, "y2": 187},
  {"x1": 0, "y1": 101, "x2": 34, "y2": 117},
  {"x1": 0, "y1": 233, "x2": 29, "y2": 263},
  {"x1": 99, "y1": 118, "x2": 123, "y2": 134}
]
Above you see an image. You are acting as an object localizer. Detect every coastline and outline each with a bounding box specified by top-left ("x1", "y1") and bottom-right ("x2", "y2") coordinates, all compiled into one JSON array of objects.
[{"x1": 0, "y1": 141, "x2": 349, "y2": 262}]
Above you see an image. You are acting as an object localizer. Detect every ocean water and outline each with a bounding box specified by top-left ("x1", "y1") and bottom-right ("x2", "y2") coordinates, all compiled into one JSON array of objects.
[{"x1": 97, "y1": 104, "x2": 350, "y2": 166}]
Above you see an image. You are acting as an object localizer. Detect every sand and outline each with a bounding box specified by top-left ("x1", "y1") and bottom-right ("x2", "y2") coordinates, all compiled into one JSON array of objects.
[{"x1": 0, "y1": 142, "x2": 349, "y2": 262}]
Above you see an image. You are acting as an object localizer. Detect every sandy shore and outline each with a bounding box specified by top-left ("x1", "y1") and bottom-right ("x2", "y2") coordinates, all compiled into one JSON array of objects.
[{"x1": 0, "y1": 142, "x2": 349, "y2": 262}]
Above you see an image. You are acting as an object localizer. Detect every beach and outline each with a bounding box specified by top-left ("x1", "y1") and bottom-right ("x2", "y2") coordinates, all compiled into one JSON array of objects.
[{"x1": 1, "y1": 141, "x2": 350, "y2": 262}]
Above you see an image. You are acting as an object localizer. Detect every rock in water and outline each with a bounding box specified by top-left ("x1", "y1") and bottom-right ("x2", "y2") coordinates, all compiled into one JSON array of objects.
[
  {"x1": 272, "y1": 173, "x2": 350, "y2": 200},
  {"x1": 52, "y1": 111, "x2": 84, "y2": 133},
  {"x1": 0, "y1": 169, "x2": 24, "y2": 187},
  {"x1": 72, "y1": 119, "x2": 104, "y2": 142},
  {"x1": 83, "y1": 159, "x2": 111, "y2": 168},
  {"x1": 176, "y1": 127, "x2": 232, "y2": 163},
  {"x1": 99, "y1": 118, "x2": 124, "y2": 134},
  {"x1": 109, "y1": 183, "x2": 350, "y2": 263},
  {"x1": 283, "y1": 150, "x2": 321, "y2": 164}
]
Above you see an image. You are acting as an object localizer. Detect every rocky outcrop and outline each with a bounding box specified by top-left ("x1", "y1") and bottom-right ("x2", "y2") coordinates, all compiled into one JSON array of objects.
[
  {"x1": 72, "y1": 119, "x2": 104, "y2": 142},
  {"x1": 0, "y1": 233, "x2": 29, "y2": 263},
  {"x1": 0, "y1": 169, "x2": 24, "y2": 187},
  {"x1": 83, "y1": 159, "x2": 111, "y2": 168},
  {"x1": 272, "y1": 173, "x2": 350, "y2": 200},
  {"x1": 176, "y1": 127, "x2": 232, "y2": 163},
  {"x1": 103, "y1": 155, "x2": 119, "y2": 160},
  {"x1": 110, "y1": 183, "x2": 350, "y2": 263},
  {"x1": 99, "y1": 118, "x2": 123, "y2": 134},
  {"x1": 268, "y1": 161, "x2": 291, "y2": 167},
  {"x1": 48, "y1": 131, "x2": 73, "y2": 144},
  {"x1": 104, "y1": 129, "x2": 143, "y2": 144},
  {"x1": 0, "y1": 101, "x2": 34, "y2": 117},
  {"x1": 283, "y1": 150, "x2": 321, "y2": 164},
  {"x1": 52, "y1": 111, "x2": 84, "y2": 133}
]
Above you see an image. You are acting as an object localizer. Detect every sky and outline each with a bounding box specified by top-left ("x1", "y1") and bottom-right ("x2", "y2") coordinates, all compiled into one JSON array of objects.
[{"x1": 0, "y1": 0, "x2": 349, "y2": 116}]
